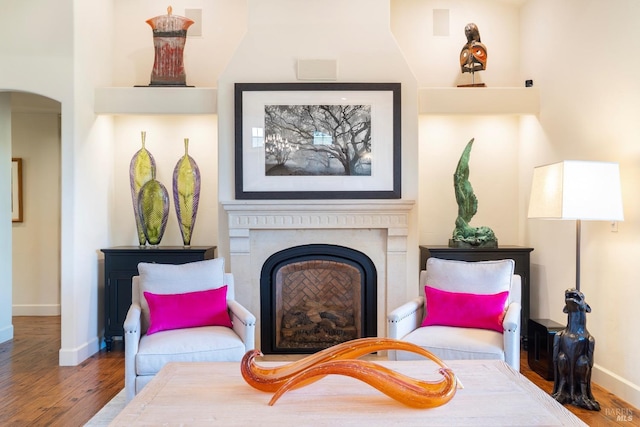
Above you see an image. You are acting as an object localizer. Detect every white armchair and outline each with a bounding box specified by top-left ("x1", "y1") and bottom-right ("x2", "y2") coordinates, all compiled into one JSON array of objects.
[
  {"x1": 124, "y1": 258, "x2": 256, "y2": 402},
  {"x1": 387, "y1": 258, "x2": 521, "y2": 371}
]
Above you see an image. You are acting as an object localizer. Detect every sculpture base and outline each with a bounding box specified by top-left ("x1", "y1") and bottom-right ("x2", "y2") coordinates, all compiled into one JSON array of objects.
[
  {"x1": 448, "y1": 239, "x2": 498, "y2": 248},
  {"x1": 457, "y1": 83, "x2": 486, "y2": 87}
]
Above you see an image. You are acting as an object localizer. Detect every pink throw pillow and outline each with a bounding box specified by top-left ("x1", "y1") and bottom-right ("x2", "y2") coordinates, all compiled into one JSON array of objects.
[
  {"x1": 144, "y1": 286, "x2": 233, "y2": 335},
  {"x1": 421, "y1": 285, "x2": 509, "y2": 333}
]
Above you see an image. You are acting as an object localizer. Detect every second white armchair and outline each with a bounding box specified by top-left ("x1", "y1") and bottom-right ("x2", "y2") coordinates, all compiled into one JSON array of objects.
[{"x1": 387, "y1": 258, "x2": 521, "y2": 371}]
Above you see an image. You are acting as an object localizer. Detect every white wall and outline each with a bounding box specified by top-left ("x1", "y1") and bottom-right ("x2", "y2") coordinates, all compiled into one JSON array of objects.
[
  {"x1": 12, "y1": 110, "x2": 61, "y2": 315},
  {"x1": 0, "y1": 0, "x2": 75, "y2": 346},
  {"x1": 520, "y1": 0, "x2": 640, "y2": 407},
  {"x1": 57, "y1": 0, "x2": 115, "y2": 365},
  {"x1": 0, "y1": 93, "x2": 12, "y2": 343},
  {"x1": 391, "y1": 0, "x2": 522, "y2": 87}
]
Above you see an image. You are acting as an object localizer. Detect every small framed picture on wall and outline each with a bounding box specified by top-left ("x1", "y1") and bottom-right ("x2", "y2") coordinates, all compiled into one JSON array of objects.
[{"x1": 12, "y1": 158, "x2": 23, "y2": 222}]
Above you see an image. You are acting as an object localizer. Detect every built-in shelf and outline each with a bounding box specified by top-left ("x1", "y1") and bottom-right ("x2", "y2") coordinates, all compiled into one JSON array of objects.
[
  {"x1": 94, "y1": 86, "x2": 537, "y2": 116},
  {"x1": 419, "y1": 87, "x2": 539, "y2": 115},
  {"x1": 94, "y1": 87, "x2": 217, "y2": 115}
]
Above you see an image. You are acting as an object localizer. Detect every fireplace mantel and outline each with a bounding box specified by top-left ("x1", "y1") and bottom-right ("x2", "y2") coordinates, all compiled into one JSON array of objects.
[
  {"x1": 221, "y1": 200, "x2": 415, "y2": 229},
  {"x1": 221, "y1": 199, "x2": 415, "y2": 349}
]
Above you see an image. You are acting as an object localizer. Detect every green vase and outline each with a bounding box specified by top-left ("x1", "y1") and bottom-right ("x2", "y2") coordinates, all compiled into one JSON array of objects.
[
  {"x1": 137, "y1": 168, "x2": 169, "y2": 246},
  {"x1": 129, "y1": 131, "x2": 156, "y2": 246},
  {"x1": 172, "y1": 138, "x2": 201, "y2": 247}
]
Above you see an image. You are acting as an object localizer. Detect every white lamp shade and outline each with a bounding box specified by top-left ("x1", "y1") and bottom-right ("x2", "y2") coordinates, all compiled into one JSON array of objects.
[{"x1": 528, "y1": 160, "x2": 624, "y2": 221}]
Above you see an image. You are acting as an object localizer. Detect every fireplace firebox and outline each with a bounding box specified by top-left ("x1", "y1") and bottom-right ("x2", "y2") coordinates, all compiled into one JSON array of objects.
[{"x1": 260, "y1": 244, "x2": 377, "y2": 354}]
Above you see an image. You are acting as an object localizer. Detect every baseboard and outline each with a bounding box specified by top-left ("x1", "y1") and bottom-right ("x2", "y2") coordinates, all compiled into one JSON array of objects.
[
  {"x1": 12, "y1": 304, "x2": 61, "y2": 316},
  {"x1": 593, "y1": 363, "x2": 640, "y2": 409},
  {"x1": 0, "y1": 323, "x2": 14, "y2": 344},
  {"x1": 58, "y1": 336, "x2": 100, "y2": 366}
]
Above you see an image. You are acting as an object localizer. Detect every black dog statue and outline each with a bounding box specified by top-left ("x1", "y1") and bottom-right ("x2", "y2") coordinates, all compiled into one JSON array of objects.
[{"x1": 552, "y1": 288, "x2": 600, "y2": 411}]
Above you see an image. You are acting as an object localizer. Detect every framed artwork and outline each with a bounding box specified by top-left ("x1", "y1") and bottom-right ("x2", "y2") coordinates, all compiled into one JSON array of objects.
[
  {"x1": 235, "y1": 82, "x2": 401, "y2": 199},
  {"x1": 12, "y1": 158, "x2": 23, "y2": 222}
]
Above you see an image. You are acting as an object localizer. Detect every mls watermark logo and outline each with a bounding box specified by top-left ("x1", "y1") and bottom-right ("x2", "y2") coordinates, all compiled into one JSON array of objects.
[{"x1": 605, "y1": 408, "x2": 634, "y2": 422}]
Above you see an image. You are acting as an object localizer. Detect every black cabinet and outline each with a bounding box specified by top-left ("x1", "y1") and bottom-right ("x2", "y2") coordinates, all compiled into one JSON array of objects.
[
  {"x1": 100, "y1": 246, "x2": 216, "y2": 350},
  {"x1": 419, "y1": 245, "x2": 534, "y2": 349}
]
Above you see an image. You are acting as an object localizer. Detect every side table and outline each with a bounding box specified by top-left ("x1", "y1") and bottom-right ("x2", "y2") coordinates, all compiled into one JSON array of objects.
[{"x1": 528, "y1": 318, "x2": 565, "y2": 380}]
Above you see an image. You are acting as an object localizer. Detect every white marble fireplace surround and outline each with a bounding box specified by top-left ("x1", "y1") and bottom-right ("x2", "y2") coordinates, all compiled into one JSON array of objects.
[{"x1": 221, "y1": 200, "x2": 415, "y2": 350}]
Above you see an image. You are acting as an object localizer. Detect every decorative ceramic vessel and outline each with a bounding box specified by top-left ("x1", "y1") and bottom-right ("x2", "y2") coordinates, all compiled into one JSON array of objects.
[
  {"x1": 129, "y1": 131, "x2": 156, "y2": 246},
  {"x1": 172, "y1": 138, "x2": 201, "y2": 247},
  {"x1": 137, "y1": 168, "x2": 169, "y2": 246},
  {"x1": 146, "y1": 6, "x2": 194, "y2": 86}
]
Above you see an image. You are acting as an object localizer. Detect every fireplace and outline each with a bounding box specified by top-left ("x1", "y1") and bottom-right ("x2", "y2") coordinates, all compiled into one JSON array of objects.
[
  {"x1": 260, "y1": 244, "x2": 377, "y2": 354},
  {"x1": 221, "y1": 200, "x2": 415, "y2": 351}
]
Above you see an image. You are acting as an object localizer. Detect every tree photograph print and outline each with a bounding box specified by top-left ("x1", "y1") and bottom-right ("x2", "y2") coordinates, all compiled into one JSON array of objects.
[
  {"x1": 264, "y1": 104, "x2": 372, "y2": 177},
  {"x1": 235, "y1": 82, "x2": 400, "y2": 199}
]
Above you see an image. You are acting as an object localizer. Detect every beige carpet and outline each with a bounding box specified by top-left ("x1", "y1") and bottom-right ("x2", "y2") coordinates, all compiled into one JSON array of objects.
[{"x1": 84, "y1": 390, "x2": 126, "y2": 426}]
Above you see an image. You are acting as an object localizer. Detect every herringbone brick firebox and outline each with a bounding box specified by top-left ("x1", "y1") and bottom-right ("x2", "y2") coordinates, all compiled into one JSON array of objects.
[{"x1": 276, "y1": 260, "x2": 361, "y2": 349}]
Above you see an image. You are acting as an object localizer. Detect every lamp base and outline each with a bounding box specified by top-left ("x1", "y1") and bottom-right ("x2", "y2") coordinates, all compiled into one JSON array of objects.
[{"x1": 551, "y1": 288, "x2": 600, "y2": 411}]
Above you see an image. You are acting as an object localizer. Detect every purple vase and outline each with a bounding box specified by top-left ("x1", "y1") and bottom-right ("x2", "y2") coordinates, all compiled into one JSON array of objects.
[{"x1": 172, "y1": 138, "x2": 201, "y2": 246}]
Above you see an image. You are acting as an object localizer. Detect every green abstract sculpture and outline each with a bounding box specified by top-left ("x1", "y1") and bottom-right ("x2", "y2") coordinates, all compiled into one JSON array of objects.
[{"x1": 449, "y1": 138, "x2": 498, "y2": 248}]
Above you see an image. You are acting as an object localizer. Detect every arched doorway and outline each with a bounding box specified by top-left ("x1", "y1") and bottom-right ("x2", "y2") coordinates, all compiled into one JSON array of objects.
[{"x1": 9, "y1": 91, "x2": 62, "y2": 324}]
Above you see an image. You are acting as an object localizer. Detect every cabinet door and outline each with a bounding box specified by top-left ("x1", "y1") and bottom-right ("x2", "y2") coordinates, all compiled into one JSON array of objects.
[{"x1": 106, "y1": 270, "x2": 136, "y2": 336}]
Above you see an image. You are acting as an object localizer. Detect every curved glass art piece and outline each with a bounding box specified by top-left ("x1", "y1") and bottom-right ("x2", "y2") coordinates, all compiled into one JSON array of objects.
[
  {"x1": 137, "y1": 169, "x2": 169, "y2": 246},
  {"x1": 241, "y1": 338, "x2": 458, "y2": 408},
  {"x1": 268, "y1": 359, "x2": 457, "y2": 409},
  {"x1": 129, "y1": 131, "x2": 156, "y2": 246},
  {"x1": 172, "y1": 138, "x2": 201, "y2": 247}
]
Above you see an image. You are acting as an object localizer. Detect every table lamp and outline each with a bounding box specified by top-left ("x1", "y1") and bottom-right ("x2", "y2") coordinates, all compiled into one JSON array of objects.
[{"x1": 527, "y1": 160, "x2": 623, "y2": 411}]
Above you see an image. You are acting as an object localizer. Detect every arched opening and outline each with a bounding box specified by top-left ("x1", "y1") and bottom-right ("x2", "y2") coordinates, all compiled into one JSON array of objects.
[{"x1": 7, "y1": 90, "x2": 62, "y2": 335}]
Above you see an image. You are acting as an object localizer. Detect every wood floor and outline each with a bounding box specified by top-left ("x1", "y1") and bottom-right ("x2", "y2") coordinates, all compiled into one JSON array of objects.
[{"x1": 0, "y1": 317, "x2": 638, "y2": 426}]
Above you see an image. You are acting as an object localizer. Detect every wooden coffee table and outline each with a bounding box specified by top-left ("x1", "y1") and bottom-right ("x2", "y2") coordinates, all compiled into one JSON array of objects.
[{"x1": 112, "y1": 359, "x2": 586, "y2": 426}]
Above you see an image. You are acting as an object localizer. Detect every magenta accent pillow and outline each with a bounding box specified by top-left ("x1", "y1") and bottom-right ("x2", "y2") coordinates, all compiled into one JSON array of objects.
[
  {"x1": 421, "y1": 285, "x2": 509, "y2": 333},
  {"x1": 144, "y1": 286, "x2": 233, "y2": 335}
]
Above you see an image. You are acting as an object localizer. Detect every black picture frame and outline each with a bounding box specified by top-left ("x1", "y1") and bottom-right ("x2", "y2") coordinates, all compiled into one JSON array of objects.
[{"x1": 234, "y1": 82, "x2": 401, "y2": 199}]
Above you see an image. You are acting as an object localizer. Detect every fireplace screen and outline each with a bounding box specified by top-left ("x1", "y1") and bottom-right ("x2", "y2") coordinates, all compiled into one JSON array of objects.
[{"x1": 261, "y1": 244, "x2": 377, "y2": 354}]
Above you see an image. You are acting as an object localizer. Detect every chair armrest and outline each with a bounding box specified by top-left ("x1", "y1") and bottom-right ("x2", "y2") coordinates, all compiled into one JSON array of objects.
[
  {"x1": 124, "y1": 303, "x2": 142, "y2": 403},
  {"x1": 123, "y1": 303, "x2": 141, "y2": 333},
  {"x1": 502, "y1": 302, "x2": 521, "y2": 372},
  {"x1": 228, "y1": 299, "x2": 256, "y2": 351},
  {"x1": 502, "y1": 302, "x2": 521, "y2": 334},
  {"x1": 387, "y1": 296, "x2": 425, "y2": 340}
]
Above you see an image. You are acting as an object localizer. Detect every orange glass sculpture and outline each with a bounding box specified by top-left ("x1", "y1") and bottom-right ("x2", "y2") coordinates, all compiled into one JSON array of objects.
[{"x1": 240, "y1": 337, "x2": 458, "y2": 408}]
